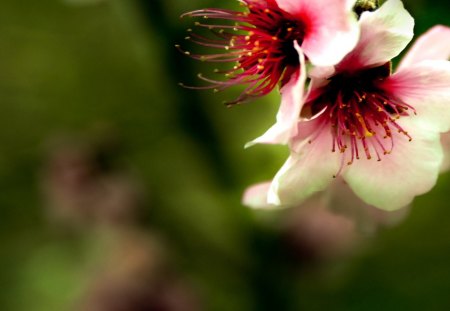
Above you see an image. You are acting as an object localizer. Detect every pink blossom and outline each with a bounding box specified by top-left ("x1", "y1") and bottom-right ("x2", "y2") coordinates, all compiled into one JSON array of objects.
[
  {"x1": 245, "y1": 0, "x2": 450, "y2": 210},
  {"x1": 179, "y1": 0, "x2": 359, "y2": 105}
]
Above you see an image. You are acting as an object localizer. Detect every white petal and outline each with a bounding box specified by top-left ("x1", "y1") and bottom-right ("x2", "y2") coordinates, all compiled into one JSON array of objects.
[
  {"x1": 275, "y1": 0, "x2": 356, "y2": 16},
  {"x1": 308, "y1": 65, "x2": 336, "y2": 80},
  {"x1": 338, "y1": 0, "x2": 414, "y2": 71},
  {"x1": 343, "y1": 118, "x2": 443, "y2": 211},
  {"x1": 268, "y1": 123, "x2": 341, "y2": 206},
  {"x1": 246, "y1": 43, "x2": 306, "y2": 147},
  {"x1": 276, "y1": 0, "x2": 359, "y2": 66},
  {"x1": 398, "y1": 25, "x2": 450, "y2": 71},
  {"x1": 302, "y1": 4, "x2": 359, "y2": 66},
  {"x1": 384, "y1": 60, "x2": 450, "y2": 133},
  {"x1": 242, "y1": 181, "x2": 275, "y2": 209}
]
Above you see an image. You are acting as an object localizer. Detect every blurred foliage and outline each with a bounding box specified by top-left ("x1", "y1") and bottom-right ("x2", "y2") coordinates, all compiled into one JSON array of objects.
[{"x1": 0, "y1": 0, "x2": 449, "y2": 310}]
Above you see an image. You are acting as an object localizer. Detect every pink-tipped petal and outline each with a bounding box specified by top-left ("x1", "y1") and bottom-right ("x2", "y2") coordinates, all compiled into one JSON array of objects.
[
  {"x1": 398, "y1": 25, "x2": 450, "y2": 71},
  {"x1": 338, "y1": 0, "x2": 414, "y2": 71},
  {"x1": 242, "y1": 181, "x2": 276, "y2": 209},
  {"x1": 383, "y1": 60, "x2": 450, "y2": 133},
  {"x1": 276, "y1": 0, "x2": 359, "y2": 66},
  {"x1": 308, "y1": 65, "x2": 336, "y2": 80},
  {"x1": 246, "y1": 43, "x2": 306, "y2": 147},
  {"x1": 343, "y1": 118, "x2": 443, "y2": 211},
  {"x1": 267, "y1": 124, "x2": 341, "y2": 206},
  {"x1": 302, "y1": 2, "x2": 360, "y2": 66},
  {"x1": 275, "y1": 0, "x2": 357, "y2": 13}
]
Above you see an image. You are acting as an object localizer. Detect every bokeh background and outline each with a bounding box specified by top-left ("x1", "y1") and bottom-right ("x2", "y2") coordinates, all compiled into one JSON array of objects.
[{"x1": 0, "y1": 0, "x2": 449, "y2": 310}]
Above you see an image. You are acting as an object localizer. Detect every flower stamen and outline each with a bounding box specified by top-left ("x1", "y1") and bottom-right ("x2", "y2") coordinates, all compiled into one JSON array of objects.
[
  {"x1": 179, "y1": 0, "x2": 307, "y2": 105},
  {"x1": 306, "y1": 64, "x2": 416, "y2": 170}
]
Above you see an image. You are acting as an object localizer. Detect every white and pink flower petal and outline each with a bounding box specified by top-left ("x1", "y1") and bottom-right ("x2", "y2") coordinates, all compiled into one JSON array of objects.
[
  {"x1": 382, "y1": 60, "x2": 450, "y2": 133},
  {"x1": 267, "y1": 122, "x2": 341, "y2": 206},
  {"x1": 338, "y1": 0, "x2": 414, "y2": 71},
  {"x1": 396, "y1": 25, "x2": 450, "y2": 174},
  {"x1": 242, "y1": 181, "x2": 275, "y2": 209},
  {"x1": 343, "y1": 118, "x2": 443, "y2": 210},
  {"x1": 308, "y1": 65, "x2": 336, "y2": 80},
  {"x1": 246, "y1": 43, "x2": 306, "y2": 147},
  {"x1": 276, "y1": 0, "x2": 359, "y2": 66},
  {"x1": 398, "y1": 25, "x2": 450, "y2": 70}
]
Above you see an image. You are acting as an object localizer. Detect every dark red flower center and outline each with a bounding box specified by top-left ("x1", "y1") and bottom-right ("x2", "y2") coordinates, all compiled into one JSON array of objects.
[
  {"x1": 306, "y1": 63, "x2": 415, "y2": 165},
  {"x1": 178, "y1": 0, "x2": 307, "y2": 105}
]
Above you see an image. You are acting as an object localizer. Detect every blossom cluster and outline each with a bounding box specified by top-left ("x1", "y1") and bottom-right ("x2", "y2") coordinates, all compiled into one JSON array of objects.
[{"x1": 181, "y1": 0, "x2": 450, "y2": 211}]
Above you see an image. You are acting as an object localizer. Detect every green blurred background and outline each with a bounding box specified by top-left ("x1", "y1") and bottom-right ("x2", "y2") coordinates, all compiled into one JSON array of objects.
[{"x1": 0, "y1": 0, "x2": 449, "y2": 310}]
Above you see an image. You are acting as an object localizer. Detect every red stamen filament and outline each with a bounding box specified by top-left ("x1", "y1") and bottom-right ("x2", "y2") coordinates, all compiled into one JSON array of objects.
[
  {"x1": 178, "y1": 0, "x2": 306, "y2": 105},
  {"x1": 306, "y1": 65, "x2": 416, "y2": 172}
]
